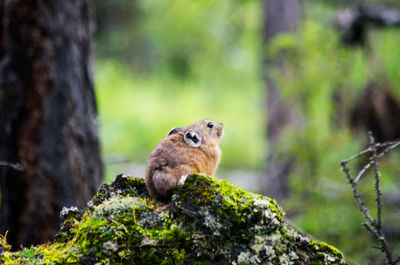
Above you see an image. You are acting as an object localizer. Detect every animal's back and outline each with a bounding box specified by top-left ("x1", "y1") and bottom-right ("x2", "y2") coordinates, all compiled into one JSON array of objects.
[{"x1": 145, "y1": 120, "x2": 224, "y2": 202}]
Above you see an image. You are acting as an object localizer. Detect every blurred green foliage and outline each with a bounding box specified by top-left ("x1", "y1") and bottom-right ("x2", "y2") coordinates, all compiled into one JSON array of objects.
[
  {"x1": 94, "y1": 0, "x2": 266, "y2": 173},
  {"x1": 93, "y1": 0, "x2": 400, "y2": 264},
  {"x1": 266, "y1": 3, "x2": 400, "y2": 264},
  {"x1": 95, "y1": 60, "x2": 265, "y2": 171}
]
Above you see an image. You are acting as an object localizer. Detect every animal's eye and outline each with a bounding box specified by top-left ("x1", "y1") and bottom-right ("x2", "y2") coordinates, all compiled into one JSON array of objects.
[{"x1": 207, "y1": 122, "x2": 214, "y2": 128}]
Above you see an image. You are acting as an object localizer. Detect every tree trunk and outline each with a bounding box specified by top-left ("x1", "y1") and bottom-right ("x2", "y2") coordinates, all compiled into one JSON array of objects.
[
  {"x1": 0, "y1": 0, "x2": 102, "y2": 248},
  {"x1": 262, "y1": 0, "x2": 300, "y2": 200}
]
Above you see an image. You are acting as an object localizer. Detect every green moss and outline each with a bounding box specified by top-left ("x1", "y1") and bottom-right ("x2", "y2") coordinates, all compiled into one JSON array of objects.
[
  {"x1": 0, "y1": 174, "x2": 348, "y2": 265},
  {"x1": 0, "y1": 242, "x2": 80, "y2": 265},
  {"x1": 309, "y1": 240, "x2": 345, "y2": 259},
  {"x1": 89, "y1": 174, "x2": 149, "y2": 208},
  {"x1": 0, "y1": 233, "x2": 11, "y2": 253},
  {"x1": 310, "y1": 262, "x2": 324, "y2": 265}
]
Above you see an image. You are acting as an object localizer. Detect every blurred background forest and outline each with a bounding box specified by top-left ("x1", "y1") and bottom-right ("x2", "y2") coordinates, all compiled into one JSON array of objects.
[{"x1": 93, "y1": 0, "x2": 400, "y2": 264}]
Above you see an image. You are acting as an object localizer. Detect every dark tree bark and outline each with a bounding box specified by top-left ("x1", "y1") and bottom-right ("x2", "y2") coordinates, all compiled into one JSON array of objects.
[
  {"x1": 336, "y1": 4, "x2": 400, "y2": 141},
  {"x1": 262, "y1": 0, "x2": 300, "y2": 200},
  {"x1": 0, "y1": 0, "x2": 102, "y2": 248},
  {"x1": 351, "y1": 81, "x2": 400, "y2": 142}
]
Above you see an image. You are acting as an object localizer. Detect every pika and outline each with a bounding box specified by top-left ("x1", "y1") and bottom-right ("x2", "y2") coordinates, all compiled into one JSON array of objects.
[{"x1": 145, "y1": 119, "x2": 224, "y2": 202}]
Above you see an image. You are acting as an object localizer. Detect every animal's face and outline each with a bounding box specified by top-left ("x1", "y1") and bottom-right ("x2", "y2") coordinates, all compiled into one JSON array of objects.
[{"x1": 168, "y1": 119, "x2": 224, "y2": 148}]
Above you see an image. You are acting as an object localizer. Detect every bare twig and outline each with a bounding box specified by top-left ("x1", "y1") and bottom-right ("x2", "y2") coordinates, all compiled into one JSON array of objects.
[
  {"x1": 353, "y1": 162, "x2": 372, "y2": 183},
  {"x1": 341, "y1": 132, "x2": 400, "y2": 265},
  {"x1": 341, "y1": 140, "x2": 400, "y2": 183},
  {"x1": 342, "y1": 147, "x2": 372, "y2": 163},
  {"x1": 341, "y1": 140, "x2": 399, "y2": 164},
  {"x1": 377, "y1": 141, "x2": 400, "y2": 159},
  {"x1": 369, "y1": 133, "x2": 382, "y2": 231},
  {"x1": 0, "y1": 161, "x2": 24, "y2": 171},
  {"x1": 341, "y1": 162, "x2": 375, "y2": 225}
]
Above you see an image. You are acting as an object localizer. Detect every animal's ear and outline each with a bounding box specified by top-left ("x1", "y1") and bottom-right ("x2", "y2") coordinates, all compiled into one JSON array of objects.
[
  {"x1": 168, "y1": 127, "x2": 182, "y2": 136},
  {"x1": 184, "y1": 131, "x2": 202, "y2": 147}
]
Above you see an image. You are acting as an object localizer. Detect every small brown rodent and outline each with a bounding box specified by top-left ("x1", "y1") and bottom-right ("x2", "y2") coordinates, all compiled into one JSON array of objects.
[{"x1": 145, "y1": 119, "x2": 224, "y2": 202}]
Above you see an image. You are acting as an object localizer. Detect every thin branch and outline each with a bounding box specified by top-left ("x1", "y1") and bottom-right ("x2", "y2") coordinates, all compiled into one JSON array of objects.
[
  {"x1": 362, "y1": 222, "x2": 377, "y2": 237},
  {"x1": 0, "y1": 161, "x2": 24, "y2": 171},
  {"x1": 368, "y1": 133, "x2": 382, "y2": 232},
  {"x1": 354, "y1": 162, "x2": 372, "y2": 183},
  {"x1": 376, "y1": 141, "x2": 400, "y2": 148},
  {"x1": 341, "y1": 133, "x2": 400, "y2": 265},
  {"x1": 376, "y1": 141, "x2": 400, "y2": 160},
  {"x1": 340, "y1": 140, "x2": 399, "y2": 165},
  {"x1": 363, "y1": 218, "x2": 394, "y2": 263},
  {"x1": 351, "y1": 140, "x2": 400, "y2": 183},
  {"x1": 341, "y1": 162, "x2": 375, "y2": 225},
  {"x1": 341, "y1": 147, "x2": 372, "y2": 164},
  {"x1": 372, "y1": 245, "x2": 382, "y2": 250}
]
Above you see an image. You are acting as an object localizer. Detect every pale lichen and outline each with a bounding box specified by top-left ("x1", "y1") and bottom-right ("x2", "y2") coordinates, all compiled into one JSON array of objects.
[{"x1": 91, "y1": 195, "x2": 143, "y2": 219}]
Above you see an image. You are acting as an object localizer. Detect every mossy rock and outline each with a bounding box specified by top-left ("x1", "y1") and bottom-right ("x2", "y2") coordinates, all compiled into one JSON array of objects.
[{"x1": 0, "y1": 174, "x2": 348, "y2": 265}]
